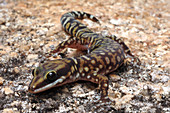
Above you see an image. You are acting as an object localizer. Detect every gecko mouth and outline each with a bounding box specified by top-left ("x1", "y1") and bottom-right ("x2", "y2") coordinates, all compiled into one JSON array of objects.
[{"x1": 28, "y1": 78, "x2": 65, "y2": 93}]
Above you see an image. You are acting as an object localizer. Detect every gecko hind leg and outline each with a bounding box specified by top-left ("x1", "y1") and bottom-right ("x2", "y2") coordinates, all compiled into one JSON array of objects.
[{"x1": 106, "y1": 35, "x2": 140, "y2": 66}]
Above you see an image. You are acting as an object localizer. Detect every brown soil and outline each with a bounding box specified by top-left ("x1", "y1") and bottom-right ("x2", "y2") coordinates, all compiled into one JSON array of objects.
[{"x1": 0, "y1": 0, "x2": 169, "y2": 112}]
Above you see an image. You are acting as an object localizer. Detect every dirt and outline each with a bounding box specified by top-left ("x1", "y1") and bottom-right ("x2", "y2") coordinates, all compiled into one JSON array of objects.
[{"x1": 0, "y1": 0, "x2": 169, "y2": 112}]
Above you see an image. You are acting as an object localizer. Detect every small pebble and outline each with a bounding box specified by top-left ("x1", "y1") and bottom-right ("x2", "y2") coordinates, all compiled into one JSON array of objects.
[
  {"x1": 3, "y1": 87, "x2": 14, "y2": 95},
  {"x1": 0, "y1": 77, "x2": 4, "y2": 85}
]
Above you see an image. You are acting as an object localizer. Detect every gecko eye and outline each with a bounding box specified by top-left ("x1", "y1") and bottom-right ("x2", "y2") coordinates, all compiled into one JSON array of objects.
[
  {"x1": 47, "y1": 71, "x2": 57, "y2": 81},
  {"x1": 32, "y1": 69, "x2": 35, "y2": 76}
]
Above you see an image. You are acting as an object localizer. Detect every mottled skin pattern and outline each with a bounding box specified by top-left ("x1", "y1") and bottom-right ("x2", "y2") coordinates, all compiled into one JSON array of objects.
[{"x1": 28, "y1": 11, "x2": 138, "y2": 102}]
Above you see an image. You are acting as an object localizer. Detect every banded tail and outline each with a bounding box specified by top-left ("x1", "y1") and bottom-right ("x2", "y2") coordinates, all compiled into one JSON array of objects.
[{"x1": 60, "y1": 11, "x2": 100, "y2": 38}]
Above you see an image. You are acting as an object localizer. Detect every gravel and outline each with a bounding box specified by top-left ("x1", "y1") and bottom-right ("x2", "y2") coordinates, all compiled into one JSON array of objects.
[{"x1": 0, "y1": 0, "x2": 169, "y2": 112}]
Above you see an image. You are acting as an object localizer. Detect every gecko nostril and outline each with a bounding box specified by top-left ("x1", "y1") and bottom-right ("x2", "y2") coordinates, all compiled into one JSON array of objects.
[{"x1": 32, "y1": 85, "x2": 36, "y2": 89}]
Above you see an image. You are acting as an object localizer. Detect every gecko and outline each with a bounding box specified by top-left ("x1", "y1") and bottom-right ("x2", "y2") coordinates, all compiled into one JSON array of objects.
[{"x1": 28, "y1": 11, "x2": 139, "y2": 103}]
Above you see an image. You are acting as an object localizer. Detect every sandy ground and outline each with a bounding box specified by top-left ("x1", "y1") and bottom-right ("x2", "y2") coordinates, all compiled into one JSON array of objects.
[{"x1": 0, "y1": 0, "x2": 169, "y2": 112}]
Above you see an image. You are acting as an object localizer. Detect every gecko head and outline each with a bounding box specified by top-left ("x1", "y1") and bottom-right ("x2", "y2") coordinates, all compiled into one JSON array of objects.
[{"x1": 28, "y1": 59, "x2": 70, "y2": 93}]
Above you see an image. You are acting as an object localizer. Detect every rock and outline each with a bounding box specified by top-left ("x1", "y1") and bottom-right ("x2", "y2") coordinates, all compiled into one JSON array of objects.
[
  {"x1": 115, "y1": 94, "x2": 134, "y2": 105},
  {"x1": 0, "y1": 18, "x2": 6, "y2": 25},
  {"x1": 3, "y1": 87, "x2": 14, "y2": 95},
  {"x1": 0, "y1": 77, "x2": 4, "y2": 85},
  {"x1": 2, "y1": 108, "x2": 13, "y2": 113},
  {"x1": 109, "y1": 74, "x2": 121, "y2": 81},
  {"x1": 0, "y1": 50, "x2": 7, "y2": 56},
  {"x1": 10, "y1": 52, "x2": 18, "y2": 58},
  {"x1": 27, "y1": 54, "x2": 38, "y2": 61},
  {"x1": 14, "y1": 67, "x2": 20, "y2": 73},
  {"x1": 110, "y1": 19, "x2": 122, "y2": 25}
]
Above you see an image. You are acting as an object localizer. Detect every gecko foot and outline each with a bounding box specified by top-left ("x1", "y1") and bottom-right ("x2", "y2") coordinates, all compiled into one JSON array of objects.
[{"x1": 91, "y1": 96, "x2": 115, "y2": 112}]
